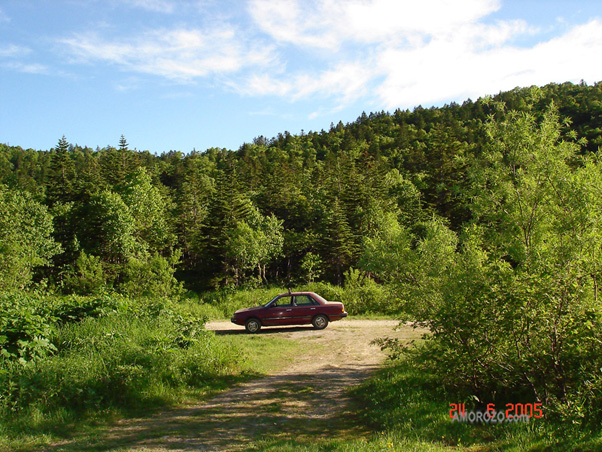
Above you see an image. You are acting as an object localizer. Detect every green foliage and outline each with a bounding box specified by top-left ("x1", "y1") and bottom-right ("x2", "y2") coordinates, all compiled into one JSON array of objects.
[
  {"x1": 63, "y1": 251, "x2": 106, "y2": 295},
  {"x1": 0, "y1": 291, "x2": 56, "y2": 364},
  {"x1": 198, "y1": 286, "x2": 287, "y2": 319},
  {"x1": 342, "y1": 268, "x2": 391, "y2": 315},
  {"x1": 46, "y1": 136, "x2": 77, "y2": 206},
  {"x1": 300, "y1": 251, "x2": 323, "y2": 283},
  {"x1": 81, "y1": 190, "x2": 141, "y2": 264},
  {"x1": 121, "y1": 251, "x2": 184, "y2": 298},
  {"x1": 0, "y1": 185, "x2": 60, "y2": 290},
  {"x1": 366, "y1": 106, "x2": 602, "y2": 429},
  {"x1": 120, "y1": 167, "x2": 176, "y2": 253},
  {"x1": 224, "y1": 209, "x2": 284, "y2": 285},
  {"x1": 0, "y1": 291, "x2": 244, "y2": 444},
  {"x1": 321, "y1": 198, "x2": 357, "y2": 284}
]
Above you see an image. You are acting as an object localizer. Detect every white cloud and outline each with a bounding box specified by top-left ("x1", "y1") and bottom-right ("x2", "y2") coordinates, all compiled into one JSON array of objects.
[
  {"x1": 243, "y1": 0, "x2": 602, "y2": 111},
  {"x1": 3, "y1": 61, "x2": 49, "y2": 74},
  {"x1": 0, "y1": 44, "x2": 30, "y2": 58},
  {"x1": 248, "y1": 0, "x2": 502, "y2": 49},
  {"x1": 55, "y1": 0, "x2": 602, "y2": 113},
  {"x1": 118, "y1": 0, "x2": 176, "y2": 13},
  {"x1": 375, "y1": 19, "x2": 602, "y2": 109},
  {"x1": 61, "y1": 27, "x2": 276, "y2": 82},
  {"x1": 234, "y1": 60, "x2": 372, "y2": 106},
  {"x1": 0, "y1": 44, "x2": 49, "y2": 74}
]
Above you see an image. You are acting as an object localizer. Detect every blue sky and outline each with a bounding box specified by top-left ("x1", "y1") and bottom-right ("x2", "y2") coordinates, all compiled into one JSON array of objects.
[{"x1": 1, "y1": 0, "x2": 601, "y2": 154}]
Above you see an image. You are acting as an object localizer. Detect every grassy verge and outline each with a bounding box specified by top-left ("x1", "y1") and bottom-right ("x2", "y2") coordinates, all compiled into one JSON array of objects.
[
  {"x1": 0, "y1": 293, "x2": 303, "y2": 452},
  {"x1": 248, "y1": 358, "x2": 602, "y2": 451}
]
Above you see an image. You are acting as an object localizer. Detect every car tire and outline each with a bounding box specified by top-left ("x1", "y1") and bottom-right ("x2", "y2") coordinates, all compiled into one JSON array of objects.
[
  {"x1": 312, "y1": 314, "x2": 329, "y2": 330},
  {"x1": 245, "y1": 318, "x2": 261, "y2": 333}
]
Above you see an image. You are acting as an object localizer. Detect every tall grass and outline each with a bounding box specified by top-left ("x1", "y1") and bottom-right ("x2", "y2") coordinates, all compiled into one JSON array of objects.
[{"x1": 0, "y1": 292, "x2": 245, "y2": 450}]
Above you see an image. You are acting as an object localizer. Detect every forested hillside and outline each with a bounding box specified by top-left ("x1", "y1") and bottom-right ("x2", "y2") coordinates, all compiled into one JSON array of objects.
[
  {"x1": 2, "y1": 81, "x2": 601, "y2": 294},
  {"x1": 3, "y1": 81, "x2": 602, "y2": 448}
]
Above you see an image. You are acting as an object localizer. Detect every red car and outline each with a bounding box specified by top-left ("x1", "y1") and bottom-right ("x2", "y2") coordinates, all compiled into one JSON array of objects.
[{"x1": 231, "y1": 291, "x2": 348, "y2": 333}]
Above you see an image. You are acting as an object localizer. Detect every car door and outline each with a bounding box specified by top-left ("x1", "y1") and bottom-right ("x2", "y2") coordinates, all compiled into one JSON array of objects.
[
  {"x1": 292, "y1": 294, "x2": 318, "y2": 324},
  {"x1": 262, "y1": 295, "x2": 293, "y2": 326}
]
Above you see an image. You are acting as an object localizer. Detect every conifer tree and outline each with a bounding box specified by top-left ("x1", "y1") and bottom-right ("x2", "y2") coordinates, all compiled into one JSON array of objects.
[{"x1": 46, "y1": 135, "x2": 76, "y2": 206}]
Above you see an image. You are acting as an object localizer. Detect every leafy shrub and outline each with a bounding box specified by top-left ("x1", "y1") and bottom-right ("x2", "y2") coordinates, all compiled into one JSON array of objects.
[
  {"x1": 0, "y1": 186, "x2": 60, "y2": 290},
  {"x1": 0, "y1": 300, "x2": 238, "y2": 432},
  {"x1": 121, "y1": 251, "x2": 184, "y2": 298},
  {"x1": 0, "y1": 291, "x2": 55, "y2": 363},
  {"x1": 198, "y1": 287, "x2": 286, "y2": 319},
  {"x1": 49, "y1": 293, "x2": 128, "y2": 324},
  {"x1": 63, "y1": 251, "x2": 106, "y2": 295},
  {"x1": 342, "y1": 268, "x2": 392, "y2": 315}
]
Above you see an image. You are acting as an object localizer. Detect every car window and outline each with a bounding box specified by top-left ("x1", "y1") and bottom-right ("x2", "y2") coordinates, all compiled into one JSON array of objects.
[
  {"x1": 311, "y1": 293, "x2": 327, "y2": 304},
  {"x1": 276, "y1": 296, "x2": 293, "y2": 307},
  {"x1": 294, "y1": 295, "x2": 316, "y2": 306}
]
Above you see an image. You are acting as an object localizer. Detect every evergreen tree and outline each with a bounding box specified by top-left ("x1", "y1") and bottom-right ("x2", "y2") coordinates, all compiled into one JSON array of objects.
[
  {"x1": 321, "y1": 198, "x2": 356, "y2": 285},
  {"x1": 46, "y1": 136, "x2": 76, "y2": 206}
]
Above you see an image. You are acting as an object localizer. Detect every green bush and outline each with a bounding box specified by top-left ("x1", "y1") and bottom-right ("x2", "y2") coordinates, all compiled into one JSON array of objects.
[
  {"x1": 121, "y1": 251, "x2": 184, "y2": 299},
  {"x1": 198, "y1": 287, "x2": 286, "y2": 319},
  {"x1": 63, "y1": 251, "x2": 106, "y2": 295},
  {"x1": 0, "y1": 301, "x2": 239, "y2": 435},
  {"x1": 342, "y1": 268, "x2": 392, "y2": 315},
  {"x1": 0, "y1": 291, "x2": 56, "y2": 363}
]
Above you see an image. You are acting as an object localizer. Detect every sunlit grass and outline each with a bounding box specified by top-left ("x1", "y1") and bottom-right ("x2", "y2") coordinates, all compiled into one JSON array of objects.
[
  {"x1": 247, "y1": 359, "x2": 602, "y2": 452},
  {"x1": 0, "y1": 294, "x2": 306, "y2": 452}
]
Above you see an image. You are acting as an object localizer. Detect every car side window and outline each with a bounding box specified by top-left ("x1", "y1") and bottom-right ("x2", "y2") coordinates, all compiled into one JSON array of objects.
[
  {"x1": 276, "y1": 296, "x2": 293, "y2": 307},
  {"x1": 295, "y1": 295, "x2": 316, "y2": 306}
]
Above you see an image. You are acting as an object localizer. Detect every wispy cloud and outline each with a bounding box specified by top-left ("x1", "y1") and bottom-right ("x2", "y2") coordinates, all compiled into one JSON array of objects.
[
  {"x1": 55, "y1": 0, "x2": 602, "y2": 112},
  {"x1": 0, "y1": 44, "x2": 50, "y2": 74},
  {"x1": 248, "y1": 0, "x2": 503, "y2": 49},
  {"x1": 117, "y1": 0, "x2": 176, "y2": 13},
  {"x1": 237, "y1": 60, "x2": 373, "y2": 104},
  {"x1": 0, "y1": 44, "x2": 30, "y2": 58},
  {"x1": 243, "y1": 0, "x2": 602, "y2": 110},
  {"x1": 2, "y1": 61, "x2": 49, "y2": 74},
  {"x1": 61, "y1": 27, "x2": 276, "y2": 82},
  {"x1": 374, "y1": 19, "x2": 602, "y2": 109}
]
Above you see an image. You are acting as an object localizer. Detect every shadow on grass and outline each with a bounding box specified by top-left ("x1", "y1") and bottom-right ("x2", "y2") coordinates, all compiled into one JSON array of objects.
[
  {"x1": 41, "y1": 365, "x2": 375, "y2": 452},
  {"x1": 9, "y1": 373, "x2": 258, "y2": 452},
  {"x1": 245, "y1": 359, "x2": 602, "y2": 452}
]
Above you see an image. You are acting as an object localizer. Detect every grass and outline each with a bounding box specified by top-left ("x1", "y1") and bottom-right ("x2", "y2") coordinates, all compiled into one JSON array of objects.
[
  {"x1": 0, "y1": 295, "x2": 304, "y2": 452},
  {"x1": 217, "y1": 332, "x2": 306, "y2": 375},
  {"x1": 245, "y1": 358, "x2": 602, "y2": 452}
]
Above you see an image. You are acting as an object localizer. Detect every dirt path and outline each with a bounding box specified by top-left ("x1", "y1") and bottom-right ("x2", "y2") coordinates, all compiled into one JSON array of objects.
[{"x1": 47, "y1": 319, "x2": 422, "y2": 452}]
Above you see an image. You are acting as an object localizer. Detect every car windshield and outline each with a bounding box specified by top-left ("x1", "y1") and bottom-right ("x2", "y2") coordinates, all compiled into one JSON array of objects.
[{"x1": 263, "y1": 296, "x2": 280, "y2": 307}]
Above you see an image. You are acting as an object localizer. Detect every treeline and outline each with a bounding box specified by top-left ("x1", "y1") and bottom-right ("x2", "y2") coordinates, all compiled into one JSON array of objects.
[
  {"x1": 2, "y1": 81, "x2": 601, "y2": 294},
  {"x1": 2, "y1": 81, "x2": 602, "y2": 438}
]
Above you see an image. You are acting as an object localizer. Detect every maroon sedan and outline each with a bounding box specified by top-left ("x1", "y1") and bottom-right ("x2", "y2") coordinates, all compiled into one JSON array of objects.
[{"x1": 231, "y1": 291, "x2": 348, "y2": 333}]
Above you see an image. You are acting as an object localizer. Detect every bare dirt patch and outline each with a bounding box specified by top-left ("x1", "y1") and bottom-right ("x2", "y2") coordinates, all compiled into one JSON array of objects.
[{"x1": 47, "y1": 319, "x2": 423, "y2": 452}]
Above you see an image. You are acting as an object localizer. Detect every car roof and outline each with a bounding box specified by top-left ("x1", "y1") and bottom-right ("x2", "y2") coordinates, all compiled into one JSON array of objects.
[{"x1": 277, "y1": 291, "x2": 316, "y2": 296}]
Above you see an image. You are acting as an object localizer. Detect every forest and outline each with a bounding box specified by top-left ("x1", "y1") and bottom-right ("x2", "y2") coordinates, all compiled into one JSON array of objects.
[{"x1": 2, "y1": 81, "x2": 602, "y2": 449}]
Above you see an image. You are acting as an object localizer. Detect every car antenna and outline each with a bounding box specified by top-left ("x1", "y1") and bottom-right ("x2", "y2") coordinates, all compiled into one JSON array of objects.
[{"x1": 288, "y1": 287, "x2": 292, "y2": 295}]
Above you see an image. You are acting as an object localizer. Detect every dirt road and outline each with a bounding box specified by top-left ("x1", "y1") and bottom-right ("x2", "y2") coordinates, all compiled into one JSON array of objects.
[{"x1": 48, "y1": 319, "x2": 422, "y2": 452}]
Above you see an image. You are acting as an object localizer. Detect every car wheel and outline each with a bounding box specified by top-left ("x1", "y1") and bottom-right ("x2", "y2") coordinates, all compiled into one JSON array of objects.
[
  {"x1": 245, "y1": 318, "x2": 261, "y2": 333},
  {"x1": 312, "y1": 314, "x2": 329, "y2": 330}
]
